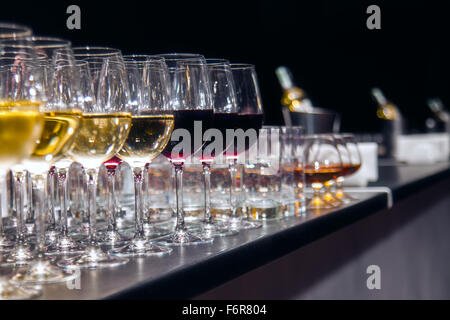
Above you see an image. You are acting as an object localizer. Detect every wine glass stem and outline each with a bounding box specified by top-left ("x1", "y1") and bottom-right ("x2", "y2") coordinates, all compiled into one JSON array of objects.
[
  {"x1": 132, "y1": 167, "x2": 145, "y2": 239},
  {"x1": 174, "y1": 163, "x2": 185, "y2": 232},
  {"x1": 57, "y1": 167, "x2": 70, "y2": 237},
  {"x1": 143, "y1": 163, "x2": 150, "y2": 223},
  {"x1": 31, "y1": 173, "x2": 46, "y2": 258},
  {"x1": 336, "y1": 176, "x2": 344, "y2": 190},
  {"x1": 14, "y1": 171, "x2": 26, "y2": 244},
  {"x1": 202, "y1": 162, "x2": 212, "y2": 224},
  {"x1": 25, "y1": 171, "x2": 33, "y2": 228},
  {"x1": 47, "y1": 167, "x2": 57, "y2": 231},
  {"x1": 107, "y1": 171, "x2": 117, "y2": 232},
  {"x1": 0, "y1": 171, "x2": 6, "y2": 238},
  {"x1": 86, "y1": 168, "x2": 98, "y2": 246},
  {"x1": 228, "y1": 159, "x2": 239, "y2": 219}
]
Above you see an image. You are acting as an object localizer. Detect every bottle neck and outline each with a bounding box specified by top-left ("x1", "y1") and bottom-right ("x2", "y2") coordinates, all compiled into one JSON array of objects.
[{"x1": 276, "y1": 66, "x2": 294, "y2": 90}]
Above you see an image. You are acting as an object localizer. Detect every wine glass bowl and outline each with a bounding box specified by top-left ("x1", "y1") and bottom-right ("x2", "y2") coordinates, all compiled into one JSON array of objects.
[{"x1": 303, "y1": 134, "x2": 343, "y2": 211}]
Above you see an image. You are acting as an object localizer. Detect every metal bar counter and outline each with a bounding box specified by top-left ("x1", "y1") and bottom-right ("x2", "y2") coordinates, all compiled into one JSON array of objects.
[{"x1": 35, "y1": 161, "x2": 450, "y2": 299}]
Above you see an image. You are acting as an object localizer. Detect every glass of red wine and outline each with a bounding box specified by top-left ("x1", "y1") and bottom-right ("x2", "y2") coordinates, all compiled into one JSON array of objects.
[
  {"x1": 190, "y1": 59, "x2": 239, "y2": 238},
  {"x1": 154, "y1": 54, "x2": 214, "y2": 246},
  {"x1": 226, "y1": 64, "x2": 264, "y2": 230}
]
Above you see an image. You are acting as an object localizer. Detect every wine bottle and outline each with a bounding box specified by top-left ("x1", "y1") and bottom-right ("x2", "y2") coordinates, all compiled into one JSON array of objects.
[
  {"x1": 370, "y1": 88, "x2": 403, "y2": 158},
  {"x1": 275, "y1": 66, "x2": 313, "y2": 113}
]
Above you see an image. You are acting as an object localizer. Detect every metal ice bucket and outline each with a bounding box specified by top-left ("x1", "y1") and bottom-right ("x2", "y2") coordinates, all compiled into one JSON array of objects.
[{"x1": 282, "y1": 107, "x2": 340, "y2": 134}]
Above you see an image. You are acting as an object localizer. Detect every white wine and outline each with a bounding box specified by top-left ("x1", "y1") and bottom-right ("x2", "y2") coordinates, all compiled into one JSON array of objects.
[
  {"x1": 118, "y1": 115, "x2": 174, "y2": 167},
  {"x1": 30, "y1": 110, "x2": 81, "y2": 162},
  {"x1": 0, "y1": 101, "x2": 43, "y2": 170},
  {"x1": 69, "y1": 113, "x2": 132, "y2": 169}
]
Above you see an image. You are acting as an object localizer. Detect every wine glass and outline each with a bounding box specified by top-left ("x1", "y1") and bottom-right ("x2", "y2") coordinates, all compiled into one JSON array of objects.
[
  {"x1": 0, "y1": 42, "x2": 44, "y2": 299},
  {"x1": 45, "y1": 61, "x2": 92, "y2": 256},
  {"x1": 303, "y1": 134, "x2": 343, "y2": 211},
  {"x1": 334, "y1": 134, "x2": 362, "y2": 202},
  {"x1": 2, "y1": 37, "x2": 74, "y2": 245},
  {"x1": 110, "y1": 55, "x2": 174, "y2": 257},
  {"x1": 123, "y1": 55, "x2": 170, "y2": 239},
  {"x1": 226, "y1": 64, "x2": 264, "y2": 230},
  {"x1": 154, "y1": 53, "x2": 214, "y2": 246},
  {"x1": 10, "y1": 60, "x2": 83, "y2": 284},
  {"x1": 191, "y1": 58, "x2": 238, "y2": 238},
  {"x1": 57, "y1": 56, "x2": 131, "y2": 269},
  {"x1": 0, "y1": 23, "x2": 32, "y2": 39},
  {"x1": 69, "y1": 47, "x2": 124, "y2": 237}
]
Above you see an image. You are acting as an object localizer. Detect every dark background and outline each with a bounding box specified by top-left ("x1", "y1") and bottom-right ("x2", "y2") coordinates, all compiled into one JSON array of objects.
[{"x1": 2, "y1": 0, "x2": 450, "y2": 133}]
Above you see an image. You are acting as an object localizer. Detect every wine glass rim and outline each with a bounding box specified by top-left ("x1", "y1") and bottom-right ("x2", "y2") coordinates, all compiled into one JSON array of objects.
[
  {"x1": 72, "y1": 46, "x2": 122, "y2": 57},
  {"x1": 123, "y1": 55, "x2": 166, "y2": 66},
  {"x1": 230, "y1": 63, "x2": 255, "y2": 70},
  {"x1": 0, "y1": 37, "x2": 71, "y2": 48},
  {"x1": 206, "y1": 58, "x2": 230, "y2": 64},
  {"x1": 0, "y1": 23, "x2": 32, "y2": 39},
  {"x1": 153, "y1": 53, "x2": 203, "y2": 58}
]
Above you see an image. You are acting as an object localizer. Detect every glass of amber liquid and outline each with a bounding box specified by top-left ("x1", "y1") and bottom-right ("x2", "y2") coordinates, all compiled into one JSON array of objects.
[
  {"x1": 333, "y1": 134, "x2": 362, "y2": 203},
  {"x1": 303, "y1": 134, "x2": 343, "y2": 210}
]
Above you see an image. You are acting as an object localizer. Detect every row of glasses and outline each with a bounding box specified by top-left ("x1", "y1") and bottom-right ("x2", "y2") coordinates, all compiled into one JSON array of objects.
[{"x1": 0, "y1": 28, "x2": 270, "y2": 297}]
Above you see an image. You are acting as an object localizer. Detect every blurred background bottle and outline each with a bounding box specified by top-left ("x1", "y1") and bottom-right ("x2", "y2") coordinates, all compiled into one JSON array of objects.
[
  {"x1": 371, "y1": 88, "x2": 403, "y2": 158},
  {"x1": 276, "y1": 66, "x2": 314, "y2": 113}
]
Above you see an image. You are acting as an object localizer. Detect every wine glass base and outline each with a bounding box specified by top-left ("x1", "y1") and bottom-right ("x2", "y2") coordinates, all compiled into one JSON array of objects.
[
  {"x1": 109, "y1": 238, "x2": 173, "y2": 257},
  {"x1": 142, "y1": 224, "x2": 170, "y2": 239},
  {"x1": 97, "y1": 230, "x2": 131, "y2": 247},
  {"x1": 322, "y1": 192, "x2": 344, "y2": 207},
  {"x1": 4, "y1": 245, "x2": 34, "y2": 267},
  {"x1": 0, "y1": 277, "x2": 41, "y2": 300},
  {"x1": 0, "y1": 236, "x2": 15, "y2": 252},
  {"x1": 335, "y1": 190, "x2": 358, "y2": 203},
  {"x1": 307, "y1": 195, "x2": 334, "y2": 210},
  {"x1": 155, "y1": 230, "x2": 213, "y2": 246},
  {"x1": 45, "y1": 235, "x2": 85, "y2": 256},
  {"x1": 11, "y1": 260, "x2": 78, "y2": 285},
  {"x1": 57, "y1": 245, "x2": 129, "y2": 270},
  {"x1": 192, "y1": 221, "x2": 239, "y2": 238},
  {"x1": 44, "y1": 229, "x2": 60, "y2": 245},
  {"x1": 228, "y1": 218, "x2": 262, "y2": 231}
]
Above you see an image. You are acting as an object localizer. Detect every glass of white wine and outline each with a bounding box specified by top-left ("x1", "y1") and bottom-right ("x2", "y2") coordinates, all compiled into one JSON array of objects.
[
  {"x1": 10, "y1": 60, "x2": 83, "y2": 284},
  {"x1": 0, "y1": 42, "x2": 44, "y2": 299},
  {"x1": 57, "y1": 53, "x2": 132, "y2": 269},
  {"x1": 1, "y1": 37, "x2": 75, "y2": 250},
  {"x1": 109, "y1": 56, "x2": 174, "y2": 257},
  {"x1": 45, "y1": 60, "x2": 93, "y2": 256}
]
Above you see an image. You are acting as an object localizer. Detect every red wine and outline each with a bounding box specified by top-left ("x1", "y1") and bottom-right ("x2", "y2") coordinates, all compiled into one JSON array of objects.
[
  {"x1": 104, "y1": 156, "x2": 122, "y2": 174},
  {"x1": 162, "y1": 109, "x2": 214, "y2": 161},
  {"x1": 225, "y1": 113, "x2": 264, "y2": 156}
]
